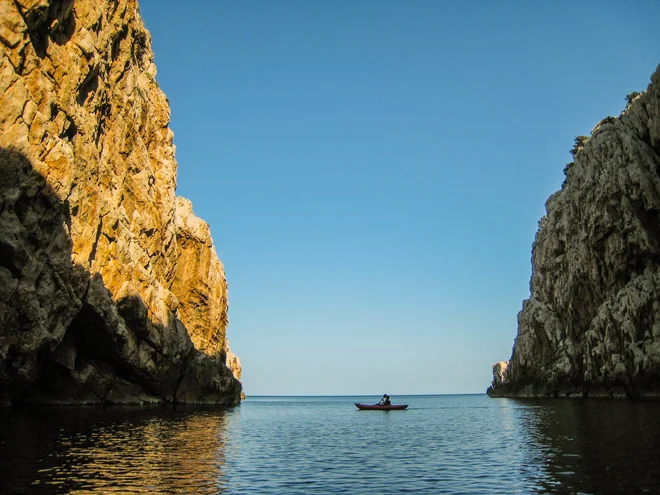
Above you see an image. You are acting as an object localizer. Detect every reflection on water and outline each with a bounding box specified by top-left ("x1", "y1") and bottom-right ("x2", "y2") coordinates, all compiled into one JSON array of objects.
[
  {"x1": 511, "y1": 399, "x2": 660, "y2": 494},
  {"x1": 1, "y1": 397, "x2": 660, "y2": 494},
  {"x1": 0, "y1": 407, "x2": 232, "y2": 494}
]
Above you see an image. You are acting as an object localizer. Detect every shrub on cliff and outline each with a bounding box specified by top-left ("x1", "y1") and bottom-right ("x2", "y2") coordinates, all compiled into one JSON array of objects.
[
  {"x1": 626, "y1": 91, "x2": 641, "y2": 106},
  {"x1": 570, "y1": 135, "x2": 589, "y2": 158},
  {"x1": 624, "y1": 91, "x2": 642, "y2": 112}
]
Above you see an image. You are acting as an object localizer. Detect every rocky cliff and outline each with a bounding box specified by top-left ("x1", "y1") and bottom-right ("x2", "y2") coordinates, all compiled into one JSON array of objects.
[
  {"x1": 488, "y1": 64, "x2": 660, "y2": 399},
  {"x1": 0, "y1": 0, "x2": 241, "y2": 405}
]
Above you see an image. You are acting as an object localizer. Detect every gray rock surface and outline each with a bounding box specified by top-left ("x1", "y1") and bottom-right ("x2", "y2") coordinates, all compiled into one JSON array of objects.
[{"x1": 489, "y1": 65, "x2": 660, "y2": 398}]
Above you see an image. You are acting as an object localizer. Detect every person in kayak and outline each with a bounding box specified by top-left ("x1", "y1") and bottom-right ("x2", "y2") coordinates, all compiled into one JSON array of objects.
[{"x1": 378, "y1": 394, "x2": 391, "y2": 406}]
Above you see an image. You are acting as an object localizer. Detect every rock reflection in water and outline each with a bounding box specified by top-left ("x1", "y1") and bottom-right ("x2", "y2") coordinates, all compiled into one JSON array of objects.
[
  {"x1": 0, "y1": 407, "x2": 231, "y2": 494},
  {"x1": 512, "y1": 399, "x2": 660, "y2": 494}
]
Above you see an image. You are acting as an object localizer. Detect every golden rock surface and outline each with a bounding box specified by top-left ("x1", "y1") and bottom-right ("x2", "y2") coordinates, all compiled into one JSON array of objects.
[{"x1": 0, "y1": 0, "x2": 241, "y2": 404}]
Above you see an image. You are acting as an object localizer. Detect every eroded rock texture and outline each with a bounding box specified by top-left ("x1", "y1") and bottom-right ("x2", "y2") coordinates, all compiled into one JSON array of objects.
[
  {"x1": 0, "y1": 0, "x2": 241, "y2": 405},
  {"x1": 489, "y1": 65, "x2": 660, "y2": 398}
]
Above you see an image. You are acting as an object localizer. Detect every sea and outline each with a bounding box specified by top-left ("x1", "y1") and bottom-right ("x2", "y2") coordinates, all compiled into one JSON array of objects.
[{"x1": 1, "y1": 394, "x2": 660, "y2": 494}]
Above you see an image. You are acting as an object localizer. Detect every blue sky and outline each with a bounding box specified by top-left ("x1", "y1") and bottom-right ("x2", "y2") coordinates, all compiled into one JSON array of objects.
[{"x1": 139, "y1": 0, "x2": 660, "y2": 396}]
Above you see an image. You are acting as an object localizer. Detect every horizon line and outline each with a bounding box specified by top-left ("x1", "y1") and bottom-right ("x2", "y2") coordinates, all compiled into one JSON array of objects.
[{"x1": 242, "y1": 392, "x2": 488, "y2": 398}]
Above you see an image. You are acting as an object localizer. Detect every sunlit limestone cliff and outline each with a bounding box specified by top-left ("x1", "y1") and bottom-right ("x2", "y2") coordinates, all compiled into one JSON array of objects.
[
  {"x1": 489, "y1": 64, "x2": 660, "y2": 398},
  {"x1": 0, "y1": 0, "x2": 241, "y2": 405}
]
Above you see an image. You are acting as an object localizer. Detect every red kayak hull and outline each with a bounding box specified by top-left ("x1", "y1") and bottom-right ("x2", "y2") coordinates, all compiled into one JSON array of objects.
[{"x1": 354, "y1": 403, "x2": 408, "y2": 410}]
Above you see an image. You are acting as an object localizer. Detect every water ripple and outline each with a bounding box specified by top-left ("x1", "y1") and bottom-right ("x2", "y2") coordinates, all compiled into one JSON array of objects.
[{"x1": 2, "y1": 396, "x2": 660, "y2": 493}]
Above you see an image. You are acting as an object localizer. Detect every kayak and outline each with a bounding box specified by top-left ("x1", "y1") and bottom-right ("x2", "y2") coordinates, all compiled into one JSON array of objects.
[{"x1": 354, "y1": 402, "x2": 408, "y2": 411}]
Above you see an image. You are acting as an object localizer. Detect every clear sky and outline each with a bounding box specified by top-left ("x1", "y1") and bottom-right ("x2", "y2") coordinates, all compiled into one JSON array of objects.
[{"x1": 139, "y1": 0, "x2": 660, "y2": 396}]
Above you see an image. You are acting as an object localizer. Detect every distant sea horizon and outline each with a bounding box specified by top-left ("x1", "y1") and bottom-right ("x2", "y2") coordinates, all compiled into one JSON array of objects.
[{"x1": 242, "y1": 392, "x2": 487, "y2": 398}]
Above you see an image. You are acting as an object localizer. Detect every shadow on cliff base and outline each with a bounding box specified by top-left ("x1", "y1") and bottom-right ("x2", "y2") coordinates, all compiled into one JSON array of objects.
[{"x1": 0, "y1": 147, "x2": 241, "y2": 406}]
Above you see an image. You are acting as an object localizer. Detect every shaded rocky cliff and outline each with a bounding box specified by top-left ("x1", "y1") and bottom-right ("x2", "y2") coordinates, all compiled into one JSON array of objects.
[
  {"x1": 489, "y1": 64, "x2": 660, "y2": 398},
  {"x1": 0, "y1": 0, "x2": 241, "y2": 405}
]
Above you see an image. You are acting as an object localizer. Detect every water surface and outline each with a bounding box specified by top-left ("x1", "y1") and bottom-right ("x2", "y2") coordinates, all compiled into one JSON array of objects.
[{"x1": 1, "y1": 395, "x2": 660, "y2": 493}]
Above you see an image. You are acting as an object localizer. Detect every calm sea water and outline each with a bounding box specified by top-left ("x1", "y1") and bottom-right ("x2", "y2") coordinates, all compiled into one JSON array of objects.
[{"x1": 1, "y1": 394, "x2": 660, "y2": 494}]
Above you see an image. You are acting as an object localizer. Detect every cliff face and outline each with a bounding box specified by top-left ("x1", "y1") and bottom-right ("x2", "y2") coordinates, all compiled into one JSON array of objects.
[
  {"x1": 0, "y1": 0, "x2": 241, "y2": 404},
  {"x1": 489, "y1": 65, "x2": 660, "y2": 398},
  {"x1": 172, "y1": 197, "x2": 241, "y2": 380}
]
